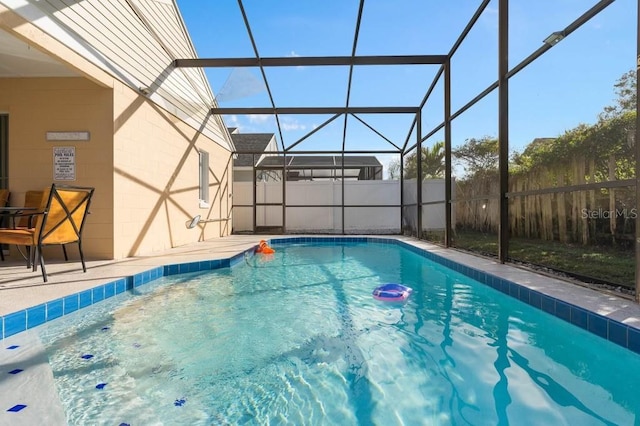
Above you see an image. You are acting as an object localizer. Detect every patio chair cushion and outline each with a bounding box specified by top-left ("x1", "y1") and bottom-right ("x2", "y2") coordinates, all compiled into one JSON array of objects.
[
  {"x1": 38, "y1": 188, "x2": 90, "y2": 245},
  {"x1": 15, "y1": 190, "x2": 45, "y2": 228},
  {"x1": 0, "y1": 228, "x2": 37, "y2": 246}
]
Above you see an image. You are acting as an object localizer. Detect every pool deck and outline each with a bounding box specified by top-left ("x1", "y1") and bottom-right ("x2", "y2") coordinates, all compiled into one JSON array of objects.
[{"x1": 1, "y1": 234, "x2": 640, "y2": 425}]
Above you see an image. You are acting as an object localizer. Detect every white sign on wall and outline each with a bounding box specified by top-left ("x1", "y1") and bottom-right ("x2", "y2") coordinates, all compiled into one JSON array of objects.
[
  {"x1": 53, "y1": 146, "x2": 76, "y2": 181},
  {"x1": 46, "y1": 131, "x2": 90, "y2": 141}
]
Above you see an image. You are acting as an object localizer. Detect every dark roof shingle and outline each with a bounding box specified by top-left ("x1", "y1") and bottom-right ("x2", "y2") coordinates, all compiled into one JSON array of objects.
[{"x1": 231, "y1": 133, "x2": 276, "y2": 167}]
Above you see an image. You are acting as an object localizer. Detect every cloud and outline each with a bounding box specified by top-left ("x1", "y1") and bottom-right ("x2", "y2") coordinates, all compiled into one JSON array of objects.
[
  {"x1": 288, "y1": 50, "x2": 304, "y2": 70},
  {"x1": 225, "y1": 115, "x2": 242, "y2": 131},
  {"x1": 281, "y1": 118, "x2": 307, "y2": 131},
  {"x1": 480, "y1": 5, "x2": 498, "y2": 31},
  {"x1": 248, "y1": 114, "x2": 273, "y2": 124}
]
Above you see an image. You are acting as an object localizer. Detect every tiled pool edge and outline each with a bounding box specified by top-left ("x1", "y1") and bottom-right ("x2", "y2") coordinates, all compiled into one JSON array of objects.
[
  {"x1": 272, "y1": 236, "x2": 640, "y2": 355},
  {"x1": 2, "y1": 236, "x2": 639, "y2": 356},
  {"x1": 0, "y1": 248, "x2": 250, "y2": 340}
]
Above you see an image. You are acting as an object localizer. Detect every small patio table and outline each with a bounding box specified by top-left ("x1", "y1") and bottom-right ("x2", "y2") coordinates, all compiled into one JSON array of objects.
[{"x1": 0, "y1": 207, "x2": 40, "y2": 262}]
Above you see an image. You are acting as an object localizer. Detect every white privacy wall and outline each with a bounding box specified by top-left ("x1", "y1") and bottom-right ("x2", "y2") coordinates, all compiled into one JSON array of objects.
[
  {"x1": 402, "y1": 179, "x2": 452, "y2": 231},
  {"x1": 232, "y1": 180, "x2": 448, "y2": 233}
]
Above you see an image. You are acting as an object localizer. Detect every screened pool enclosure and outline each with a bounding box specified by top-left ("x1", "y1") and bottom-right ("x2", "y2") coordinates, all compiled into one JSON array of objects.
[{"x1": 175, "y1": 1, "x2": 640, "y2": 299}]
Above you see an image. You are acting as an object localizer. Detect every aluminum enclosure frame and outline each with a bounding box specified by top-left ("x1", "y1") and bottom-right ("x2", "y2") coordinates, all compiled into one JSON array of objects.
[{"x1": 174, "y1": 0, "x2": 638, "y2": 299}]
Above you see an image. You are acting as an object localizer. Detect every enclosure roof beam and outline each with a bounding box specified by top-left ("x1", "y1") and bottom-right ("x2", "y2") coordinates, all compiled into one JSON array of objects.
[
  {"x1": 174, "y1": 55, "x2": 447, "y2": 68},
  {"x1": 236, "y1": 0, "x2": 285, "y2": 150},
  {"x1": 211, "y1": 107, "x2": 419, "y2": 115}
]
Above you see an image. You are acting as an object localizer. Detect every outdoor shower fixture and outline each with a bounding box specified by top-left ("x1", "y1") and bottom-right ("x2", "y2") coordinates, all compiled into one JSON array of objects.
[{"x1": 186, "y1": 215, "x2": 229, "y2": 229}]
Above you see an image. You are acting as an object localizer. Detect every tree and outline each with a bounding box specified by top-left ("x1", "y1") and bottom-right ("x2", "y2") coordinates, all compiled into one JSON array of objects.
[
  {"x1": 601, "y1": 69, "x2": 636, "y2": 119},
  {"x1": 386, "y1": 141, "x2": 445, "y2": 180},
  {"x1": 403, "y1": 141, "x2": 445, "y2": 179},
  {"x1": 452, "y1": 136, "x2": 498, "y2": 178},
  {"x1": 387, "y1": 159, "x2": 401, "y2": 179}
]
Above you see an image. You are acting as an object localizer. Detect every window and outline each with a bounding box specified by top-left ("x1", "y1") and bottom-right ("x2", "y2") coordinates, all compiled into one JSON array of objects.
[{"x1": 199, "y1": 150, "x2": 209, "y2": 207}]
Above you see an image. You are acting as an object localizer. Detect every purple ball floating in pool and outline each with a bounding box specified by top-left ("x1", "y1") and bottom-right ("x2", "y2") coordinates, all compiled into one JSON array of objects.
[{"x1": 372, "y1": 283, "x2": 412, "y2": 302}]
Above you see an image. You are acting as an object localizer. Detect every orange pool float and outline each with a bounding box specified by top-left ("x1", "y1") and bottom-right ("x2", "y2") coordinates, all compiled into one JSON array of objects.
[{"x1": 256, "y1": 240, "x2": 275, "y2": 254}]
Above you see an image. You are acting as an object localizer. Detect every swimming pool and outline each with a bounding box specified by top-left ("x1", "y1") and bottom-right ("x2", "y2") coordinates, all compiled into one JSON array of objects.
[{"x1": 5, "y1": 239, "x2": 640, "y2": 424}]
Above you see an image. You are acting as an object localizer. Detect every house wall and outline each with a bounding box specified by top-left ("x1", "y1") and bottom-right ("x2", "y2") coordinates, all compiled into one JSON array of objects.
[
  {"x1": 0, "y1": 77, "x2": 115, "y2": 259},
  {"x1": 0, "y1": 2, "x2": 234, "y2": 262},
  {"x1": 18, "y1": 0, "x2": 231, "y2": 152},
  {"x1": 0, "y1": 77, "x2": 234, "y2": 261},
  {"x1": 112, "y1": 80, "x2": 232, "y2": 258}
]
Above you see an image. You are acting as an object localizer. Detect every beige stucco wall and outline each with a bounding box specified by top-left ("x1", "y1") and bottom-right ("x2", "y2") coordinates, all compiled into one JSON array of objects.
[
  {"x1": 112, "y1": 80, "x2": 232, "y2": 259},
  {"x1": 0, "y1": 5, "x2": 233, "y2": 263},
  {"x1": 0, "y1": 77, "x2": 115, "y2": 259},
  {"x1": 0, "y1": 77, "x2": 233, "y2": 261}
]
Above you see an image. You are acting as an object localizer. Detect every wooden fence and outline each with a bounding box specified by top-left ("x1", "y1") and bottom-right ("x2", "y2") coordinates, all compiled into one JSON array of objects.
[{"x1": 454, "y1": 155, "x2": 634, "y2": 245}]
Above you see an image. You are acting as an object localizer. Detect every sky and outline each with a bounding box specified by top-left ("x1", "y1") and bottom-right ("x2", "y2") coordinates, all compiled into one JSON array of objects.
[{"x1": 176, "y1": 0, "x2": 636, "y2": 177}]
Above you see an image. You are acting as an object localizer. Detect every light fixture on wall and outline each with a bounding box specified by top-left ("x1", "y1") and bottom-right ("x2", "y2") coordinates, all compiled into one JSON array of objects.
[
  {"x1": 543, "y1": 31, "x2": 565, "y2": 46},
  {"x1": 138, "y1": 86, "x2": 151, "y2": 95}
]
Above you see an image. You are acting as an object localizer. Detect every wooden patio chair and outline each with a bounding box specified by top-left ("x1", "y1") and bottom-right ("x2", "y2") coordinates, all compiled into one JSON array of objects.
[
  {"x1": 15, "y1": 190, "x2": 45, "y2": 228},
  {"x1": 0, "y1": 184, "x2": 95, "y2": 282},
  {"x1": 9, "y1": 190, "x2": 45, "y2": 268}
]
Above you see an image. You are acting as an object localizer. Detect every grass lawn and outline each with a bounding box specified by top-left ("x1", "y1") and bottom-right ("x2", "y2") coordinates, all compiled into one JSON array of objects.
[{"x1": 448, "y1": 231, "x2": 635, "y2": 289}]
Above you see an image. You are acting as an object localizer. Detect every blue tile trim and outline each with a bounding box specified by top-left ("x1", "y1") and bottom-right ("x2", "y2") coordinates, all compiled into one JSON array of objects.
[
  {"x1": 517, "y1": 287, "x2": 530, "y2": 304},
  {"x1": 79, "y1": 290, "x2": 92, "y2": 309},
  {"x1": 115, "y1": 279, "x2": 127, "y2": 295},
  {"x1": 27, "y1": 305, "x2": 46, "y2": 329},
  {"x1": 104, "y1": 282, "x2": 115, "y2": 300},
  {"x1": 629, "y1": 328, "x2": 640, "y2": 353},
  {"x1": 133, "y1": 273, "x2": 144, "y2": 287},
  {"x1": 4, "y1": 311, "x2": 26, "y2": 338},
  {"x1": 1, "y1": 236, "x2": 639, "y2": 358},
  {"x1": 165, "y1": 264, "x2": 180, "y2": 276},
  {"x1": 570, "y1": 306, "x2": 589, "y2": 330},
  {"x1": 609, "y1": 320, "x2": 628, "y2": 347},
  {"x1": 92, "y1": 287, "x2": 105, "y2": 304},
  {"x1": 588, "y1": 313, "x2": 608, "y2": 339},
  {"x1": 47, "y1": 299, "x2": 63, "y2": 321},
  {"x1": 555, "y1": 301, "x2": 571, "y2": 322},
  {"x1": 541, "y1": 295, "x2": 555, "y2": 314},
  {"x1": 529, "y1": 291, "x2": 542, "y2": 309},
  {"x1": 64, "y1": 294, "x2": 79, "y2": 314}
]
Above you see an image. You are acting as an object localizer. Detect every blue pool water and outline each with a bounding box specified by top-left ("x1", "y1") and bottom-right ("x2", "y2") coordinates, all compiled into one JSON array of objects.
[{"x1": 35, "y1": 242, "x2": 640, "y2": 424}]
